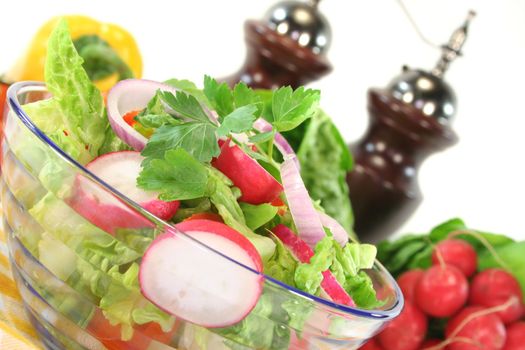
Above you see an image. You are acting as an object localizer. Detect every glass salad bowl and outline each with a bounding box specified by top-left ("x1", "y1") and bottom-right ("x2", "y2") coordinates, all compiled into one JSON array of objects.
[{"x1": 1, "y1": 82, "x2": 404, "y2": 350}]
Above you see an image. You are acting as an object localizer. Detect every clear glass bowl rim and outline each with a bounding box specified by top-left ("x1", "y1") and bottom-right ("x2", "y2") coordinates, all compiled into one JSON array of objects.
[{"x1": 6, "y1": 80, "x2": 404, "y2": 320}]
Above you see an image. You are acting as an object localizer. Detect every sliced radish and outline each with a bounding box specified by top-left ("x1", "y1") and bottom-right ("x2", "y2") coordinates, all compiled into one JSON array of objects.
[
  {"x1": 271, "y1": 224, "x2": 355, "y2": 307},
  {"x1": 280, "y1": 155, "x2": 326, "y2": 248},
  {"x1": 211, "y1": 139, "x2": 283, "y2": 204},
  {"x1": 70, "y1": 151, "x2": 179, "y2": 234},
  {"x1": 139, "y1": 220, "x2": 263, "y2": 328},
  {"x1": 106, "y1": 79, "x2": 178, "y2": 151}
]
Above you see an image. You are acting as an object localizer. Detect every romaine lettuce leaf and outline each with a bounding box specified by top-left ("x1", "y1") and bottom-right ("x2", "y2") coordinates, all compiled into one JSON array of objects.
[
  {"x1": 239, "y1": 202, "x2": 278, "y2": 231},
  {"x1": 297, "y1": 111, "x2": 355, "y2": 237},
  {"x1": 208, "y1": 169, "x2": 276, "y2": 261}
]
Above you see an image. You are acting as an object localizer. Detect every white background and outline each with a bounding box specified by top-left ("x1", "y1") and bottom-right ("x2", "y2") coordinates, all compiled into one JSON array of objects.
[{"x1": 1, "y1": 0, "x2": 524, "y2": 240}]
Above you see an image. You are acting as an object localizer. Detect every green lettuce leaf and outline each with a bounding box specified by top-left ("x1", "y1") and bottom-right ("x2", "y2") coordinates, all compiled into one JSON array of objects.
[
  {"x1": 294, "y1": 237, "x2": 333, "y2": 295},
  {"x1": 264, "y1": 237, "x2": 297, "y2": 287},
  {"x1": 240, "y1": 202, "x2": 278, "y2": 231},
  {"x1": 208, "y1": 169, "x2": 276, "y2": 262},
  {"x1": 297, "y1": 111, "x2": 355, "y2": 237}
]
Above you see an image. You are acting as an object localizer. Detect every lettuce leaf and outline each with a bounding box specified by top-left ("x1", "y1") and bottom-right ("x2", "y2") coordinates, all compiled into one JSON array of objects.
[
  {"x1": 22, "y1": 19, "x2": 126, "y2": 165},
  {"x1": 291, "y1": 235, "x2": 381, "y2": 309},
  {"x1": 297, "y1": 111, "x2": 355, "y2": 237},
  {"x1": 208, "y1": 169, "x2": 276, "y2": 261}
]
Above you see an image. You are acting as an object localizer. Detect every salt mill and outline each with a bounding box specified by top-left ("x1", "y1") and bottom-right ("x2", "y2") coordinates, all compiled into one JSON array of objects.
[
  {"x1": 221, "y1": 0, "x2": 332, "y2": 89},
  {"x1": 348, "y1": 12, "x2": 475, "y2": 243}
]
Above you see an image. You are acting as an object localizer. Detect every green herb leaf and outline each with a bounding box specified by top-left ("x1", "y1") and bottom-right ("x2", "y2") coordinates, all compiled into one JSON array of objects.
[
  {"x1": 164, "y1": 78, "x2": 209, "y2": 104},
  {"x1": 249, "y1": 131, "x2": 276, "y2": 144},
  {"x1": 203, "y1": 75, "x2": 234, "y2": 118},
  {"x1": 137, "y1": 148, "x2": 210, "y2": 201},
  {"x1": 161, "y1": 90, "x2": 210, "y2": 123},
  {"x1": 233, "y1": 82, "x2": 263, "y2": 116},
  {"x1": 271, "y1": 86, "x2": 320, "y2": 132},
  {"x1": 135, "y1": 114, "x2": 179, "y2": 129},
  {"x1": 142, "y1": 122, "x2": 220, "y2": 163},
  {"x1": 216, "y1": 105, "x2": 257, "y2": 137}
]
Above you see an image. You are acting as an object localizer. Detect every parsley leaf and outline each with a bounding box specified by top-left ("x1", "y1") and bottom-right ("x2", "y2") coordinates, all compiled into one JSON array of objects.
[
  {"x1": 135, "y1": 114, "x2": 179, "y2": 129},
  {"x1": 203, "y1": 75, "x2": 234, "y2": 118},
  {"x1": 160, "y1": 90, "x2": 210, "y2": 123},
  {"x1": 271, "y1": 86, "x2": 320, "y2": 132},
  {"x1": 137, "y1": 148, "x2": 209, "y2": 201},
  {"x1": 249, "y1": 130, "x2": 275, "y2": 144},
  {"x1": 141, "y1": 123, "x2": 220, "y2": 163},
  {"x1": 216, "y1": 105, "x2": 258, "y2": 137},
  {"x1": 233, "y1": 82, "x2": 263, "y2": 116},
  {"x1": 164, "y1": 78, "x2": 209, "y2": 104}
]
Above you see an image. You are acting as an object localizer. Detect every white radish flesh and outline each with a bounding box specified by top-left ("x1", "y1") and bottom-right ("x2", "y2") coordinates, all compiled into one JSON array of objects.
[
  {"x1": 70, "y1": 151, "x2": 179, "y2": 234},
  {"x1": 140, "y1": 220, "x2": 263, "y2": 328}
]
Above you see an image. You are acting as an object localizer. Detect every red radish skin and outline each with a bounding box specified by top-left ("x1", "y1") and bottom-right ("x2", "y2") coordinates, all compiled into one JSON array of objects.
[
  {"x1": 271, "y1": 224, "x2": 356, "y2": 307},
  {"x1": 503, "y1": 321, "x2": 525, "y2": 350},
  {"x1": 70, "y1": 151, "x2": 179, "y2": 234},
  {"x1": 415, "y1": 265, "x2": 469, "y2": 318},
  {"x1": 212, "y1": 139, "x2": 283, "y2": 204},
  {"x1": 377, "y1": 302, "x2": 427, "y2": 350},
  {"x1": 140, "y1": 220, "x2": 263, "y2": 328},
  {"x1": 360, "y1": 338, "x2": 384, "y2": 350},
  {"x1": 445, "y1": 306, "x2": 506, "y2": 350},
  {"x1": 176, "y1": 220, "x2": 263, "y2": 272},
  {"x1": 396, "y1": 269, "x2": 424, "y2": 302},
  {"x1": 431, "y1": 239, "x2": 477, "y2": 277},
  {"x1": 421, "y1": 339, "x2": 441, "y2": 349},
  {"x1": 469, "y1": 268, "x2": 524, "y2": 324}
]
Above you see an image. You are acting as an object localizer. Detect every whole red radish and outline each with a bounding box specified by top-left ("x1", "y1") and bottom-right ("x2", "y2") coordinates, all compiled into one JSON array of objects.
[
  {"x1": 445, "y1": 305, "x2": 506, "y2": 350},
  {"x1": 377, "y1": 302, "x2": 427, "y2": 350},
  {"x1": 70, "y1": 151, "x2": 179, "y2": 234},
  {"x1": 212, "y1": 139, "x2": 283, "y2": 204},
  {"x1": 421, "y1": 339, "x2": 441, "y2": 349},
  {"x1": 140, "y1": 219, "x2": 263, "y2": 328},
  {"x1": 503, "y1": 321, "x2": 525, "y2": 350},
  {"x1": 397, "y1": 269, "x2": 424, "y2": 302},
  {"x1": 431, "y1": 239, "x2": 477, "y2": 277},
  {"x1": 415, "y1": 265, "x2": 469, "y2": 317},
  {"x1": 469, "y1": 268, "x2": 524, "y2": 324},
  {"x1": 360, "y1": 338, "x2": 383, "y2": 350}
]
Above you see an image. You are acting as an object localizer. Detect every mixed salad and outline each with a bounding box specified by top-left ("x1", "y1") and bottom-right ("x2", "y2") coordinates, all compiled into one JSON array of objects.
[{"x1": 12, "y1": 20, "x2": 387, "y2": 349}]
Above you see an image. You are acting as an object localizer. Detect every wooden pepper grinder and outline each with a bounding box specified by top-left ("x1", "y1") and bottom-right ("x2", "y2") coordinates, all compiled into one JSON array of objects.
[
  {"x1": 348, "y1": 12, "x2": 475, "y2": 243},
  {"x1": 222, "y1": 0, "x2": 332, "y2": 89}
]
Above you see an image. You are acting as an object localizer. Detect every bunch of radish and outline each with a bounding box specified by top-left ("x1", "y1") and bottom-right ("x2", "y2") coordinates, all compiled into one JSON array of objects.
[{"x1": 362, "y1": 238, "x2": 525, "y2": 350}]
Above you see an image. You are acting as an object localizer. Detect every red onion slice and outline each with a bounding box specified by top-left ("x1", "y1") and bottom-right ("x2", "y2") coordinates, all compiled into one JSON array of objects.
[
  {"x1": 106, "y1": 79, "x2": 179, "y2": 151},
  {"x1": 280, "y1": 155, "x2": 326, "y2": 248},
  {"x1": 253, "y1": 118, "x2": 299, "y2": 169},
  {"x1": 317, "y1": 211, "x2": 350, "y2": 247}
]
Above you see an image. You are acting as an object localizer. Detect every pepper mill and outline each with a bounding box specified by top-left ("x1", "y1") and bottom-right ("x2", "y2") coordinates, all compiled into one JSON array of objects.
[
  {"x1": 348, "y1": 12, "x2": 475, "y2": 243},
  {"x1": 222, "y1": 0, "x2": 332, "y2": 89}
]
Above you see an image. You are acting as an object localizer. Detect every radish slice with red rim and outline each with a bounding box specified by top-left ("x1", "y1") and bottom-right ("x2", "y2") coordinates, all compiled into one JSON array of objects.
[
  {"x1": 106, "y1": 79, "x2": 179, "y2": 151},
  {"x1": 280, "y1": 155, "x2": 325, "y2": 248},
  {"x1": 212, "y1": 139, "x2": 283, "y2": 204},
  {"x1": 139, "y1": 220, "x2": 263, "y2": 328},
  {"x1": 69, "y1": 151, "x2": 179, "y2": 234}
]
